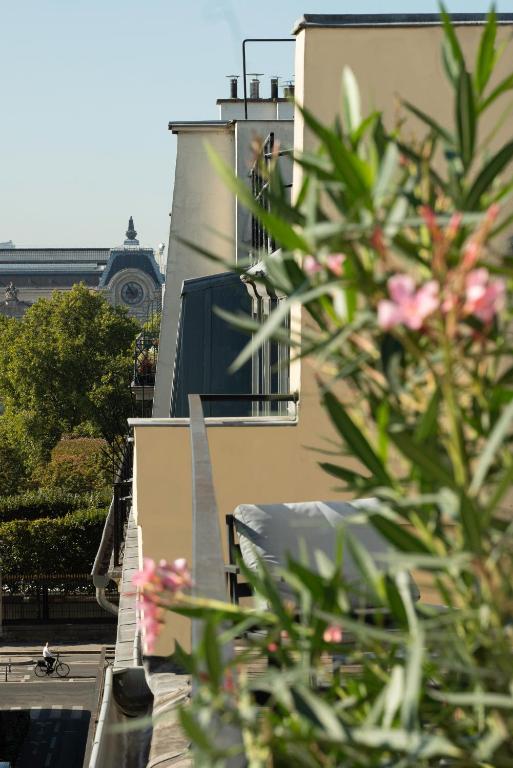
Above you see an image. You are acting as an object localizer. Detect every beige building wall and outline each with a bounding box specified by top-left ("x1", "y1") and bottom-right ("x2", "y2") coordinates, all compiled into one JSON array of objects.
[{"x1": 152, "y1": 125, "x2": 236, "y2": 417}]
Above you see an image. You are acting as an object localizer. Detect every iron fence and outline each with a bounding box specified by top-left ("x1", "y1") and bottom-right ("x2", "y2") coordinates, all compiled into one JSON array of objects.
[{"x1": 2, "y1": 573, "x2": 118, "y2": 624}]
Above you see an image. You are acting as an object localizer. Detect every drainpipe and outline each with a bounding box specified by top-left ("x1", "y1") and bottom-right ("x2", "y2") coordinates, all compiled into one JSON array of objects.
[{"x1": 93, "y1": 574, "x2": 118, "y2": 617}]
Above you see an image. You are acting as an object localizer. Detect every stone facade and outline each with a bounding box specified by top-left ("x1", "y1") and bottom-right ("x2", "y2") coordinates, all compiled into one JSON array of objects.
[{"x1": 0, "y1": 218, "x2": 164, "y2": 320}]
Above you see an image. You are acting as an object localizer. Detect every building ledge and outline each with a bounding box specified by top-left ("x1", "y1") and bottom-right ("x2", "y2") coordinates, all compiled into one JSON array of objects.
[
  {"x1": 128, "y1": 415, "x2": 298, "y2": 428},
  {"x1": 168, "y1": 120, "x2": 233, "y2": 133},
  {"x1": 292, "y1": 13, "x2": 513, "y2": 34}
]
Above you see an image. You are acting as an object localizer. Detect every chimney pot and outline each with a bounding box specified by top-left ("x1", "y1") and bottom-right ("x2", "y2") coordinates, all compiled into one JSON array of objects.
[
  {"x1": 270, "y1": 77, "x2": 279, "y2": 100},
  {"x1": 250, "y1": 77, "x2": 260, "y2": 100}
]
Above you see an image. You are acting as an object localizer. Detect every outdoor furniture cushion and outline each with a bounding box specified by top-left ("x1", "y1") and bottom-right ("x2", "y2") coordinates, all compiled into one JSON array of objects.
[{"x1": 233, "y1": 500, "x2": 420, "y2": 608}]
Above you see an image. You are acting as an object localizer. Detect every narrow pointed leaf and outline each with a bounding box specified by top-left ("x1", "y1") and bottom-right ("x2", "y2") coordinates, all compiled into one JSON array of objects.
[
  {"x1": 465, "y1": 140, "x2": 513, "y2": 209},
  {"x1": 388, "y1": 429, "x2": 455, "y2": 487},
  {"x1": 456, "y1": 68, "x2": 476, "y2": 171},
  {"x1": 440, "y1": 4, "x2": 465, "y2": 86},
  {"x1": 369, "y1": 514, "x2": 431, "y2": 554},
  {"x1": 402, "y1": 100, "x2": 454, "y2": 145},
  {"x1": 479, "y1": 73, "x2": 513, "y2": 113},
  {"x1": 342, "y1": 66, "x2": 361, "y2": 135},
  {"x1": 475, "y1": 7, "x2": 497, "y2": 96},
  {"x1": 206, "y1": 143, "x2": 311, "y2": 252},
  {"x1": 323, "y1": 390, "x2": 391, "y2": 485},
  {"x1": 469, "y1": 397, "x2": 513, "y2": 495}
]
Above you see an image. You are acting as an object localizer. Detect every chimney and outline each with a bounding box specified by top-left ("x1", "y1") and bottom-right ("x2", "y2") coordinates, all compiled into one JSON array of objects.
[
  {"x1": 270, "y1": 77, "x2": 279, "y2": 100},
  {"x1": 248, "y1": 74, "x2": 263, "y2": 100},
  {"x1": 226, "y1": 75, "x2": 239, "y2": 99},
  {"x1": 283, "y1": 81, "x2": 295, "y2": 99}
]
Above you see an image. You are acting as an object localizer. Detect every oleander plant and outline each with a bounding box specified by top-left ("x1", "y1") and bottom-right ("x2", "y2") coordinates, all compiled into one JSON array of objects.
[{"x1": 134, "y1": 8, "x2": 513, "y2": 766}]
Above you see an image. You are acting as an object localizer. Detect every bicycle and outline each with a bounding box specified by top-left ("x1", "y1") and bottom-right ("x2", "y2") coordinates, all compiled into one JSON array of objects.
[{"x1": 34, "y1": 652, "x2": 70, "y2": 678}]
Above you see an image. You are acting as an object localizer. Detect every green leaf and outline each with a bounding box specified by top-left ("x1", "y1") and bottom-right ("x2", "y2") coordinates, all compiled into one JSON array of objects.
[
  {"x1": 179, "y1": 708, "x2": 214, "y2": 752},
  {"x1": 414, "y1": 387, "x2": 440, "y2": 443},
  {"x1": 292, "y1": 684, "x2": 348, "y2": 740},
  {"x1": 203, "y1": 618, "x2": 222, "y2": 688},
  {"x1": 465, "y1": 140, "x2": 513, "y2": 209},
  {"x1": 373, "y1": 143, "x2": 400, "y2": 206},
  {"x1": 402, "y1": 100, "x2": 454, "y2": 146},
  {"x1": 205, "y1": 143, "x2": 311, "y2": 253},
  {"x1": 388, "y1": 429, "x2": 455, "y2": 488},
  {"x1": 429, "y1": 690, "x2": 513, "y2": 709},
  {"x1": 469, "y1": 397, "x2": 513, "y2": 496},
  {"x1": 475, "y1": 7, "x2": 497, "y2": 96},
  {"x1": 456, "y1": 68, "x2": 476, "y2": 171},
  {"x1": 369, "y1": 514, "x2": 431, "y2": 554},
  {"x1": 479, "y1": 73, "x2": 513, "y2": 113},
  {"x1": 440, "y1": 4, "x2": 465, "y2": 86},
  {"x1": 299, "y1": 105, "x2": 372, "y2": 206},
  {"x1": 319, "y1": 462, "x2": 372, "y2": 489},
  {"x1": 383, "y1": 665, "x2": 405, "y2": 728},
  {"x1": 322, "y1": 390, "x2": 391, "y2": 486},
  {"x1": 401, "y1": 627, "x2": 424, "y2": 730},
  {"x1": 345, "y1": 530, "x2": 386, "y2": 603},
  {"x1": 486, "y1": 462, "x2": 513, "y2": 516},
  {"x1": 342, "y1": 66, "x2": 362, "y2": 135}
]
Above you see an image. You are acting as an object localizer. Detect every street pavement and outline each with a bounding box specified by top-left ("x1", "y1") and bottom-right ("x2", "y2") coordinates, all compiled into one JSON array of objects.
[{"x1": 0, "y1": 645, "x2": 110, "y2": 768}]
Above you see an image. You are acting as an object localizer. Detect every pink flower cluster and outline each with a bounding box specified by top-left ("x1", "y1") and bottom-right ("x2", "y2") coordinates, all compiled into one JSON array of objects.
[
  {"x1": 378, "y1": 269, "x2": 506, "y2": 332},
  {"x1": 132, "y1": 557, "x2": 192, "y2": 653},
  {"x1": 304, "y1": 253, "x2": 346, "y2": 277},
  {"x1": 378, "y1": 275, "x2": 439, "y2": 331}
]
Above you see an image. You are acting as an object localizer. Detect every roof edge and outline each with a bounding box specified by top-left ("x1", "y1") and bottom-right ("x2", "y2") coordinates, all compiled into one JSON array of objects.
[
  {"x1": 168, "y1": 120, "x2": 233, "y2": 133},
  {"x1": 292, "y1": 13, "x2": 513, "y2": 34}
]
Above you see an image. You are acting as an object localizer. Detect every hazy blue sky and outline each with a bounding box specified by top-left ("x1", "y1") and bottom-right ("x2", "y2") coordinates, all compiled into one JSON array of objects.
[{"x1": 0, "y1": 0, "x2": 506, "y2": 249}]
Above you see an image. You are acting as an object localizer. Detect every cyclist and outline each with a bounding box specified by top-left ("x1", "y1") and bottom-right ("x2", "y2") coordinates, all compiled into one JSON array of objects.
[{"x1": 42, "y1": 642, "x2": 55, "y2": 674}]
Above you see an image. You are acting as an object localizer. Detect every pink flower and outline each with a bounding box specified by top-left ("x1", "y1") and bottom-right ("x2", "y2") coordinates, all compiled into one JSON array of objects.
[
  {"x1": 464, "y1": 268, "x2": 506, "y2": 324},
  {"x1": 323, "y1": 625, "x2": 343, "y2": 643},
  {"x1": 461, "y1": 240, "x2": 481, "y2": 271},
  {"x1": 158, "y1": 558, "x2": 193, "y2": 592},
  {"x1": 486, "y1": 203, "x2": 501, "y2": 225},
  {"x1": 133, "y1": 556, "x2": 192, "y2": 653},
  {"x1": 378, "y1": 274, "x2": 440, "y2": 331},
  {"x1": 326, "y1": 253, "x2": 346, "y2": 276},
  {"x1": 267, "y1": 642, "x2": 278, "y2": 653},
  {"x1": 139, "y1": 594, "x2": 163, "y2": 653},
  {"x1": 132, "y1": 558, "x2": 159, "y2": 589},
  {"x1": 446, "y1": 212, "x2": 463, "y2": 240},
  {"x1": 303, "y1": 255, "x2": 322, "y2": 276}
]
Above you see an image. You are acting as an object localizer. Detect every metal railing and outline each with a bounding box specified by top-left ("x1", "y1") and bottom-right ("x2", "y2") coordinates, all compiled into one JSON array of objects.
[
  {"x1": 2, "y1": 574, "x2": 119, "y2": 624},
  {"x1": 188, "y1": 394, "x2": 244, "y2": 765},
  {"x1": 113, "y1": 440, "x2": 133, "y2": 568}
]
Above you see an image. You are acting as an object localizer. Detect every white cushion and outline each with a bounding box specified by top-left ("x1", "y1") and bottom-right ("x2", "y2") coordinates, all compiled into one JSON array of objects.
[{"x1": 233, "y1": 500, "x2": 419, "y2": 607}]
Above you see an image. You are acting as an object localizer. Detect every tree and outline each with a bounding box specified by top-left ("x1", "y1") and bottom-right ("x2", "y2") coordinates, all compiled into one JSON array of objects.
[{"x1": 0, "y1": 284, "x2": 139, "y2": 454}]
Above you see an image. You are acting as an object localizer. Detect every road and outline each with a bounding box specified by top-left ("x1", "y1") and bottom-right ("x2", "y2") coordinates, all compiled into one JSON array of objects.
[{"x1": 0, "y1": 647, "x2": 108, "y2": 768}]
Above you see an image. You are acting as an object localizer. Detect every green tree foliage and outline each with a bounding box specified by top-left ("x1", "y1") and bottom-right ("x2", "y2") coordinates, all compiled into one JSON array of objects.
[
  {"x1": 0, "y1": 488, "x2": 105, "y2": 523},
  {"x1": 0, "y1": 284, "x2": 139, "y2": 454},
  {"x1": 34, "y1": 437, "x2": 111, "y2": 494},
  {"x1": 0, "y1": 508, "x2": 107, "y2": 574}
]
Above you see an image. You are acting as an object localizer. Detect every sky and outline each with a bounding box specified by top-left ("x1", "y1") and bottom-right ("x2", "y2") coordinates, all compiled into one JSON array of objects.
[{"x1": 0, "y1": 0, "x2": 508, "y2": 250}]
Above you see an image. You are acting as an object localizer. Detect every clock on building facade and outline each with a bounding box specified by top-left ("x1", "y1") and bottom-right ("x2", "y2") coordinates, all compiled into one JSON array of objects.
[{"x1": 121, "y1": 280, "x2": 145, "y2": 305}]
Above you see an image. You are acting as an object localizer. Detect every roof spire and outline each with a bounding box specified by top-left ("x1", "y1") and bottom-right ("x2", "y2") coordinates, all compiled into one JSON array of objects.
[{"x1": 126, "y1": 216, "x2": 137, "y2": 241}]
